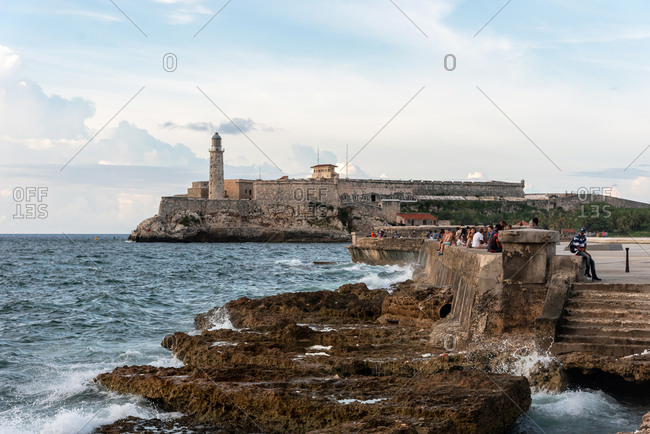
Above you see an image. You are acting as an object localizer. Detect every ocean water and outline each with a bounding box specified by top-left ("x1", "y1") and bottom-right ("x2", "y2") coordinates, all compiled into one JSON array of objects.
[{"x1": 0, "y1": 235, "x2": 646, "y2": 433}]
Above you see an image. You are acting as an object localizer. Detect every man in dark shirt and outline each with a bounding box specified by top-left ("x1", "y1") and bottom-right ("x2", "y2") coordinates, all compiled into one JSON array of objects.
[{"x1": 571, "y1": 227, "x2": 601, "y2": 281}]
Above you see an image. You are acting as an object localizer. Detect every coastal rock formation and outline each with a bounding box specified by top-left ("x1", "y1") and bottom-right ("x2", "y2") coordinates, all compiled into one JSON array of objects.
[
  {"x1": 95, "y1": 282, "x2": 532, "y2": 433},
  {"x1": 194, "y1": 282, "x2": 387, "y2": 330},
  {"x1": 377, "y1": 280, "x2": 454, "y2": 327},
  {"x1": 128, "y1": 208, "x2": 354, "y2": 243},
  {"x1": 558, "y1": 352, "x2": 650, "y2": 384}
]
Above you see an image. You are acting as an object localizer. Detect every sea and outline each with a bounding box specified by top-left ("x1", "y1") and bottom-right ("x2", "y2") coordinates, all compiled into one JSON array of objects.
[{"x1": 0, "y1": 234, "x2": 646, "y2": 434}]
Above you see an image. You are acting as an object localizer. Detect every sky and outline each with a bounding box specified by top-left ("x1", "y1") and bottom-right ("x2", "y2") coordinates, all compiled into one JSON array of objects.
[{"x1": 2, "y1": 0, "x2": 650, "y2": 233}]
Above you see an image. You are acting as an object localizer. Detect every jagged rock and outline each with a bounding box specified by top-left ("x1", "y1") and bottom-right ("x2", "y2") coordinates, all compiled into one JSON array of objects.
[
  {"x1": 96, "y1": 363, "x2": 530, "y2": 433},
  {"x1": 93, "y1": 415, "x2": 226, "y2": 433},
  {"x1": 95, "y1": 283, "x2": 531, "y2": 433},
  {"x1": 377, "y1": 280, "x2": 454, "y2": 326},
  {"x1": 558, "y1": 352, "x2": 650, "y2": 384},
  {"x1": 194, "y1": 283, "x2": 388, "y2": 330}
]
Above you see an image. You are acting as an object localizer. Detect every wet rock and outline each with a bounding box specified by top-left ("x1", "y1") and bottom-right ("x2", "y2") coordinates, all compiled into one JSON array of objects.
[
  {"x1": 558, "y1": 352, "x2": 650, "y2": 384},
  {"x1": 96, "y1": 283, "x2": 532, "y2": 433},
  {"x1": 377, "y1": 280, "x2": 454, "y2": 327},
  {"x1": 93, "y1": 415, "x2": 227, "y2": 433},
  {"x1": 194, "y1": 283, "x2": 387, "y2": 330}
]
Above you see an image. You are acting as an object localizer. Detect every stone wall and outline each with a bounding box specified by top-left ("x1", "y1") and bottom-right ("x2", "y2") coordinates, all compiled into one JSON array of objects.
[
  {"x1": 348, "y1": 237, "x2": 426, "y2": 265},
  {"x1": 338, "y1": 179, "x2": 525, "y2": 202},
  {"x1": 224, "y1": 179, "x2": 254, "y2": 200},
  {"x1": 253, "y1": 179, "x2": 339, "y2": 205},
  {"x1": 527, "y1": 194, "x2": 650, "y2": 211},
  {"x1": 187, "y1": 181, "x2": 208, "y2": 199}
]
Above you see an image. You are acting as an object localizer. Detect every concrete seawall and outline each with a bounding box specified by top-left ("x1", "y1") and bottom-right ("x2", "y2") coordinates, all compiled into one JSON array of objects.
[{"x1": 347, "y1": 231, "x2": 584, "y2": 350}]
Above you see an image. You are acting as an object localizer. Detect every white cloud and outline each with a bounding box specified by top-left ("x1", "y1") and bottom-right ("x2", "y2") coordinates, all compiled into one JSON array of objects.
[
  {"x1": 467, "y1": 171, "x2": 484, "y2": 180},
  {"x1": 0, "y1": 46, "x2": 94, "y2": 140}
]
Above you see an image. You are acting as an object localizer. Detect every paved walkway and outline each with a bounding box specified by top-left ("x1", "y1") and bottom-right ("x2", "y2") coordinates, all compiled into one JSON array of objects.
[{"x1": 556, "y1": 243, "x2": 650, "y2": 284}]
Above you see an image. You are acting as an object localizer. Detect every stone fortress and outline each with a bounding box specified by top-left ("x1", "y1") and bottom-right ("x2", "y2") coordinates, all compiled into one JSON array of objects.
[{"x1": 128, "y1": 133, "x2": 650, "y2": 242}]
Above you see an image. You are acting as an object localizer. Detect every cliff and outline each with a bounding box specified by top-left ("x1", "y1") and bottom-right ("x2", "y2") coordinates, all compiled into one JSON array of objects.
[{"x1": 128, "y1": 197, "x2": 380, "y2": 243}]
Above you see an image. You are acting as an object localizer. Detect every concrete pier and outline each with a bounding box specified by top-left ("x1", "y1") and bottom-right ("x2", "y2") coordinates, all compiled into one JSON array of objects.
[{"x1": 348, "y1": 231, "x2": 650, "y2": 357}]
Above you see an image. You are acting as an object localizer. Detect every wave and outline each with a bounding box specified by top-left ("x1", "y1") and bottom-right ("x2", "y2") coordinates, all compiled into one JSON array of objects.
[
  {"x1": 359, "y1": 264, "x2": 414, "y2": 290},
  {"x1": 513, "y1": 389, "x2": 646, "y2": 433},
  {"x1": 0, "y1": 402, "x2": 180, "y2": 434},
  {"x1": 206, "y1": 307, "x2": 237, "y2": 331}
]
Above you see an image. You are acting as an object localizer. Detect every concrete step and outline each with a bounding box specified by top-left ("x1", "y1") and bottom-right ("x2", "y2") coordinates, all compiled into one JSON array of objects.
[
  {"x1": 561, "y1": 316, "x2": 650, "y2": 329},
  {"x1": 573, "y1": 283, "x2": 650, "y2": 293},
  {"x1": 555, "y1": 333, "x2": 650, "y2": 347},
  {"x1": 569, "y1": 290, "x2": 650, "y2": 301},
  {"x1": 551, "y1": 341, "x2": 650, "y2": 357},
  {"x1": 564, "y1": 298, "x2": 650, "y2": 310},
  {"x1": 557, "y1": 325, "x2": 650, "y2": 338},
  {"x1": 563, "y1": 307, "x2": 650, "y2": 321}
]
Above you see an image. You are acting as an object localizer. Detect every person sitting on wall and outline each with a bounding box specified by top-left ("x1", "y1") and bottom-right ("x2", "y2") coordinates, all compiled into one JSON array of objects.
[
  {"x1": 438, "y1": 229, "x2": 454, "y2": 255},
  {"x1": 471, "y1": 227, "x2": 486, "y2": 248},
  {"x1": 529, "y1": 217, "x2": 539, "y2": 228},
  {"x1": 571, "y1": 227, "x2": 601, "y2": 281},
  {"x1": 488, "y1": 224, "x2": 503, "y2": 253},
  {"x1": 457, "y1": 228, "x2": 468, "y2": 247},
  {"x1": 466, "y1": 227, "x2": 476, "y2": 248},
  {"x1": 485, "y1": 225, "x2": 494, "y2": 249},
  {"x1": 393, "y1": 230, "x2": 400, "y2": 238},
  {"x1": 371, "y1": 231, "x2": 376, "y2": 238}
]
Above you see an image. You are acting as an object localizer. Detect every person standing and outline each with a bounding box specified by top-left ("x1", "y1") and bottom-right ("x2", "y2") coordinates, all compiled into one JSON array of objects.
[{"x1": 571, "y1": 227, "x2": 601, "y2": 281}]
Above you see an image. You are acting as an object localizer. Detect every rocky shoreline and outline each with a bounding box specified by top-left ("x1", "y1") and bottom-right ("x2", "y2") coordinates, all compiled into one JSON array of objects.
[
  {"x1": 94, "y1": 231, "x2": 650, "y2": 432},
  {"x1": 128, "y1": 213, "x2": 353, "y2": 243},
  {"x1": 94, "y1": 281, "x2": 533, "y2": 433}
]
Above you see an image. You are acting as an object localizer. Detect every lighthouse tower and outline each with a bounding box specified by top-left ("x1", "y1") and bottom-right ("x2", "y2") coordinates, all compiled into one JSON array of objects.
[{"x1": 208, "y1": 132, "x2": 224, "y2": 199}]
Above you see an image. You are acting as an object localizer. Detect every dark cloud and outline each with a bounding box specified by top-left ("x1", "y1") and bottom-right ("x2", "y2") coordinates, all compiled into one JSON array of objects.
[{"x1": 160, "y1": 118, "x2": 274, "y2": 135}]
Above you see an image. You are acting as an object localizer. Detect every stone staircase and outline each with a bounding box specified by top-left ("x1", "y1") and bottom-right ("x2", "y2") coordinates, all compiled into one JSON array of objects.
[{"x1": 552, "y1": 283, "x2": 650, "y2": 357}]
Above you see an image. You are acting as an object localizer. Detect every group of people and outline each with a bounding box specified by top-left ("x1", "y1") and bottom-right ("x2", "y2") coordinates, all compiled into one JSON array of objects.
[
  {"x1": 436, "y1": 222, "x2": 511, "y2": 255},
  {"x1": 369, "y1": 219, "x2": 601, "y2": 281}
]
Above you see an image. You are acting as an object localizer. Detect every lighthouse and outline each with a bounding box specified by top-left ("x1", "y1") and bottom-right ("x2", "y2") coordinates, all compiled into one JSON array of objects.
[{"x1": 208, "y1": 132, "x2": 224, "y2": 199}]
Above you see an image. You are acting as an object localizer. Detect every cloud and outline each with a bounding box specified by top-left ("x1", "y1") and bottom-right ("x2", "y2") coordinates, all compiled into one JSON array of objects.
[
  {"x1": 467, "y1": 171, "x2": 484, "y2": 179},
  {"x1": 160, "y1": 118, "x2": 273, "y2": 135},
  {"x1": 86, "y1": 121, "x2": 205, "y2": 167},
  {"x1": 151, "y1": 0, "x2": 214, "y2": 25},
  {"x1": 0, "y1": 46, "x2": 94, "y2": 140},
  {"x1": 57, "y1": 10, "x2": 122, "y2": 22},
  {"x1": 160, "y1": 121, "x2": 216, "y2": 132},
  {"x1": 291, "y1": 144, "x2": 337, "y2": 167},
  {"x1": 574, "y1": 167, "x2": 650, "y2": 180}
]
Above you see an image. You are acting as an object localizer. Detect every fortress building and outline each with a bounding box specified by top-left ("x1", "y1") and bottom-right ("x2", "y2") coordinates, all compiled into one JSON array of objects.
[
  {"x1": 182, "y1": 134, "x2": 526, "y2": 212},
  {"x1": 131, "y1": 133, "x2": 650, "y2": 242}
]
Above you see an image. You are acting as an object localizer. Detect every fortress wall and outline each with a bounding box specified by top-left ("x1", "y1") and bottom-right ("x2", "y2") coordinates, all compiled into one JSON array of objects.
[
  {"x1": 159, "y1": 197, "x2": 257, "y2": 217},
  {"x1": 253, "y1": 179, "x2": 339, "y2": 205},
  {"x1": 554, "y1": 194, "x2": 650, "y2": 210},
  {"x1": 337, "y1": 179, "x2": 525, "y2": 202}
]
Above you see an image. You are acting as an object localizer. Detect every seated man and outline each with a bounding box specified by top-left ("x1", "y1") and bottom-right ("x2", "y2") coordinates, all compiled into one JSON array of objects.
[
  {"x1": 571, "y1": 227, "x2": 601, "y2": 281},
  {"x1": 472, "y1": 227, "x2": 486, "y2": 248}
]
